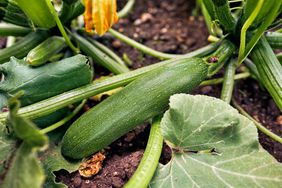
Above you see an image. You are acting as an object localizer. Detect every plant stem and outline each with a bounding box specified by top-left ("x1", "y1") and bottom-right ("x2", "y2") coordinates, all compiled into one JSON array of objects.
[
  {"x1": 87, "y1": 37, "x2": 128, "y2": 67},
  {"x1": 109, "y1": 29, "x2": 188, "y2": 59},
  {"x1": 221, "y1": 59, "x2": 236, "y2": 103},
  {"x1": 212, "y1": 0, "x2": 236, "y2": 33},
  {"x1": 40, "y1": 100, "x2": 86, "y2": 134},
  {"x1": 45, "y1": 0, "x2": 79, "y2": 53},
  {"x1": 198, "y1": 0, "x2": 213, "y2": 34},
  {"x1": 118, "y1": 0, "x2": 135, "y2": 18},
  {"x1": 265, "y1": 31, "x2": 282, "y2": 49},
  {"x1": 238, "y1": 0, "x2": 263, "y2": 65},
  {"x1": 124, "y1": 116, "x2": 163, "y2": 188},
  {"x1": 73, "y1": 33, "x2": 130, "y2": 74},
  {"x1": 250, "y1": 36, "x2": 282, "y2": 111},
  {"x1": 200, "y1": 72, "x2": 250, "y2": 86},
  {"x1": 238, "y1": 0, "x2": 282, "y2": 64},
  {"x1": 232, "y1": 100, "x2": 282, "y2": 144},
  {"x1": 244, "y1": 58, "x2": 260, "y2": 80},
  {"x1": 206, "y1": 40, "x2": 236, "y2": 77},
  {"x1": 0, "y1": 23, "x2": 31, "y2": 37},
  {"x1": 276, "y1": 52, "x2": 282, "y2": 64}
]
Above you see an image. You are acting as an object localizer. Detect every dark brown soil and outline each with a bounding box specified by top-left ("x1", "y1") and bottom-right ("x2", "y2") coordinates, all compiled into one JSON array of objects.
[{"x1": 58, "y1": 0, "x2": 281, "y2": 187}]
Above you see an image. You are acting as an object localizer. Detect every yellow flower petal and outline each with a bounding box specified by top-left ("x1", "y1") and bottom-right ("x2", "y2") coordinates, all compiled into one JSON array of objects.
[
  {"x1": 84, "y1": 0, "x2": 93, "y2": 33},
  {"x1": 84, "y1": 0, "x2": 118, "y2": 36}
]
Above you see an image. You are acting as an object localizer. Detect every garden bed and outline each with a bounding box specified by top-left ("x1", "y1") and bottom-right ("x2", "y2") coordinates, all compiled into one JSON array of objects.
[{"x1": 49, "y1": 0, "x2": 281, "y2": 187}]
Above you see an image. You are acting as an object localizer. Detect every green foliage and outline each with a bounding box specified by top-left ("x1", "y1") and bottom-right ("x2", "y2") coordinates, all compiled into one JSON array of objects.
[
  {"x1": 250, "y1": 37, "x2": 282, "y2": 111},
  {"x1": 150, "y1": 94, "x2": 282, "y2": 188},
  {"x1": 0, "y1": 0, "x2": 281, "y2": 187},
  {"x1": 2, "y1": 143, "x2": 46, "y2": 188},
  {"x1": 1, "y1": 95, "x2": 48, "y2": 188},
  {"x1": 0, "y1": 55, "x2": 92, "y2": 109},
  {"x1": 15, "y1": 0, "x2": 56, "y2": 28},
  {"x1": 40, "y1": 145, "x2": 80, "y2": 188}
]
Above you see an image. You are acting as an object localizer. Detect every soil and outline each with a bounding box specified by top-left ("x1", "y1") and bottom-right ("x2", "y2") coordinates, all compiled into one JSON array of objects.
[{"x1": 1, "y1": 0, "x2": 281, "y2": 187}]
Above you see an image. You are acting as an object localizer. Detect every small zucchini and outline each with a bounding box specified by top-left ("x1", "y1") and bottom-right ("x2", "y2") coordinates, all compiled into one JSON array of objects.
[
  {"x1": 251, "y1": 36, "x2": 282, "y2": 111},
  {"x1": 0, "y1": 30, "x2": 49, "y2": 64},
  {"x1": 26, "y1": 36, "x2": 66, "y2": 66},
  {"x1": 62, "y1": 57, "x2": 209, "y2": 159}
]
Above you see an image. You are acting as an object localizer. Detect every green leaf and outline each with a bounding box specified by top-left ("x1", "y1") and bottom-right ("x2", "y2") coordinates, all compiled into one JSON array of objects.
[
  {"x1": 1, "y1": 95, "x2": 48, "y2": 188},
  {"x1": 238, "y1": 0, "x2": 282, "y2": 64},
  {"x1": 0, "y1": 54, "x2": 92, "y2": 109},
  {"x1": 40, "y1": 144, "x2": 80, "y2": 188},
  {"x1": 8, "y1": 94, "x2": 48, "y2": 147},
  {"x1": 1, "y1": 143, "x2": 45, "y2": 188},
  {"x1": 150, "y1": 94, "x2": 282, "y2": 188},
  {"x1": 0, "y1": 122, "x2": 16, "y2": 175}
]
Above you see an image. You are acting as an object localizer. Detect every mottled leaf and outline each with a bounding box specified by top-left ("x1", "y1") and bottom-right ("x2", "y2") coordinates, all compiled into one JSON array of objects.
[
  {"x1": 150, "y1": 94, "x2": 282, "y2": 188},
  {"x1": 0, "y1": 121, "x2": 16, "y2": 175},
  {"x1": 1, "y1": 143, "x2": 45, "y2": 188},
  {"x1": 8, "y1": 94, "x2": 48, "y2": 147},
  {"x1": 41, "y1": 144, "x2": 80, "y2": 188},
  {"x1": 1, "y1": 95, "x2": 48, "y2": 188},
  {"x1": 0, "y1": 54, "x2": 92, "y2": 109}
]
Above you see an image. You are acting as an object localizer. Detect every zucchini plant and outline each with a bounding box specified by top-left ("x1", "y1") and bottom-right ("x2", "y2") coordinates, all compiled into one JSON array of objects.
[{"x1": 0, "y1": 0, "x2": 281, "y2": 187}]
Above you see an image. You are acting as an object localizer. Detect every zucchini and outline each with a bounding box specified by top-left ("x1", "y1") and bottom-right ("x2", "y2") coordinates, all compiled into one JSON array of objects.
[
  {"x1": 250, "y1": 36, "x2": 282, "y2": 111},
  {"x1": 0, "y1": 30, "x2": 49, "y2": 64},
  {"x1": 26, "y1": 36, "x2": 66, "y2": 66},
  {"x1": 62, "y1": 57, "x2": 209, "y2": 159}
]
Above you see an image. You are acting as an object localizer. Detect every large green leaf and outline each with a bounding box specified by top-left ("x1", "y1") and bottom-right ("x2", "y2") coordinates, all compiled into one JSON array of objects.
[
  {"x1": 0, "y1": 54, "x2": 92, "y2": 109},
  {"x1": 150, "y1": 94, "x2": 282, "y2": 188}
]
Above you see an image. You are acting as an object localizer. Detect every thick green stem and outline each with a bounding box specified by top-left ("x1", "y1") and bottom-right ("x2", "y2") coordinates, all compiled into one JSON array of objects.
[
  {"x1": 109, "y1": 29, "x2": 194, "y2": 59},
  {"x1": 118, "y1": 0, "x2": 135, "y2": 18},
  {"x1": 265, "y1": 32, "x2": 282, "y2": 49},
  {"x1": 73, "y1": 33, "x2": 130, "y2": 74},
  {"x1": 199, "y1": 0, "x2": 213, "y2": 34},
  {"x1": 238, "y1": 0, "x2": 263, "y2": 65},
  {"x1": 124, "y1": 116, "x2": 163, "y2": 188},
  {"x1": 238, "y1": 0, "x2": 282, "y2": 64},
  {"x1": 45, "y1": 0, "x2": 79, "y2": 53},
  {"x1": 233, "y1": 100, "x2": 282, "y2": 144},
  {"x1": 201, "y1": 72, "x2": 250, "y2": 86},
  {"x1": 0, "y1": 23, "x2": 31, "y2": 36},
  {"x1": 250, "y1": 36, "x2": 282, "y2": 111},
  {"x1": 221, "y1": 59, "x2": 236, "y2": 103},
  {"x1": 206, "y1": 40, "x2": 236, "y2": 77},
  {"x1": 87, "y1": 37, "x2": 128, "y2": 67},
  {"x1": 212, "y1": 0, "x2": 236, "y2": 33},
  {"x1": 202, "y1": 0, "x2": 216, "y2": 20},
  {"x1": 276, "y1": 52, "x2": 282, "y2": 64}
]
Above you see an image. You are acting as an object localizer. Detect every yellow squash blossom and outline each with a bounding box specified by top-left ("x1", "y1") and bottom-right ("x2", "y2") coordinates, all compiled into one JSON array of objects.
[{"x1": 84, "y1": 0, "x2": 119, "y2": 36}]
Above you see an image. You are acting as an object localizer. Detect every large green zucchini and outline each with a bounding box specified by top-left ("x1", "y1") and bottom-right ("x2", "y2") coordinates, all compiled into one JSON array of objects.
[{"x1": 62, "y1": 58, "x2": 209, "y2": 159}]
